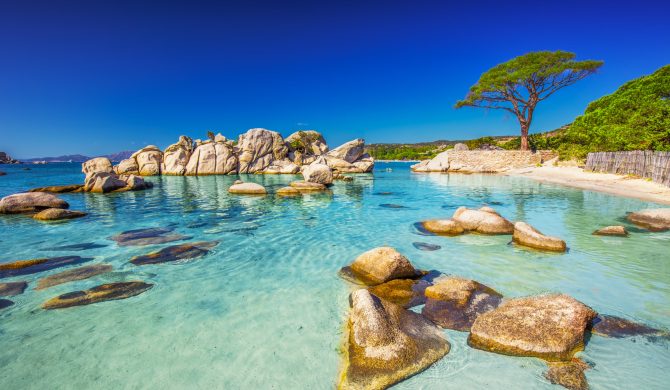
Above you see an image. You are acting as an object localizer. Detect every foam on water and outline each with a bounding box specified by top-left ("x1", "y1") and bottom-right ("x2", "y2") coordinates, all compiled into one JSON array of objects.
[{"x1": 0, "y1": 162, "x2": 669, "y2": 389}]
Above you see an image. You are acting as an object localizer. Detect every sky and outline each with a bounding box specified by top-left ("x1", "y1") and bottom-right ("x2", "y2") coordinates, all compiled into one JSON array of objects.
[{"x1": 1, "y1": 0, "x2": 669, "y2": 158}]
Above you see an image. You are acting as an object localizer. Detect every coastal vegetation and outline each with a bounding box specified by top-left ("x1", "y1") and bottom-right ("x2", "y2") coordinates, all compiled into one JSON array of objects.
[{"x1": 455, "y1": 51, "x2": 603, "y2": 151}]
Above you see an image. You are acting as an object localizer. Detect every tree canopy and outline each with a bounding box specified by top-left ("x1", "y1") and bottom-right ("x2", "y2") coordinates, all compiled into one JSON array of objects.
[
  {"x1": 558, "y1": 64, "x2": 670, "y2": 158},
  {"x1": 456, "y1": 51, "x2": 603, "y2": 150}
]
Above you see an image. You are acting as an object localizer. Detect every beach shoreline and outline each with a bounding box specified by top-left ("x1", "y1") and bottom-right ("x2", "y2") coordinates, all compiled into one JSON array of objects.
[{"x1": 507, "y1": 165, "x2": 670, "y2": 205}]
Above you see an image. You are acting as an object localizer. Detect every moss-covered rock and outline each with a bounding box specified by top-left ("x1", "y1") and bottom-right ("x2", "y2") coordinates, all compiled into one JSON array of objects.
[
  {"x1": 130, "y1": 241, "x2": 219, "y2": 265},
  {"x1": 468, "y1": 294, "x2": 596, "y2": 361},
  {"x1": 35, "y1": 264, "x2": 113, "y2": 290},
  {"x1": 544, "y1": 359, "x2": 590, "y2": 390},
  {"x1": 0, "y1": 256, "x2": 93, "y2": 279},
  {"x1": 338, "y1": 289, "x2": 450, "y2": 389}
]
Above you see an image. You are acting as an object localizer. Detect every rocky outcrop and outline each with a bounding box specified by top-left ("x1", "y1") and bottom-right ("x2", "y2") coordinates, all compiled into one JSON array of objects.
[
  {"x1": 162, "y1": 136, "x2": 193, "y2": 175},
  {"x1": 236, "y1": 128, "x2": 288, "y2": 173},
  {"x1": 452, "y1": 207, "x2": 514, "y2": 234},
  {"x1": 42, "y1": 281, "x2": 153, "y2": 309},
  {"x1": 286, "y1": 130, "x2": 328, "y2": 165},
  {"x1": 302, "y1": 163, "x2": 333, "y2": 185},
  {"x1": 0, "y1": 192, "x2": 69, "y2": 214},
  {"x1": 130, "y1": 241, "x2": 219, "y2": 265},
  {"x1": 131, "y1": 145, "x2": 163, "y2": 176},
  {"x1": 453, "y1": 143, "x2": 469, "y2": 151},
  {"x1": 544, "y1": 360, "x2": 590, "y2": 390},
  {"x1": 421, "y1": 219, "x2": 465, "y2": 236},
  {"x1": 512, "y1": 222, "x2": 567, "y2": 252},
  {"x1": 468, "y1": 294, "x2": 596, "y2": 361},
  {"x1": 327, "y1": 138, "x2": 365, "y2": 163},
  {"x1": 228, "y1": 182, "x2": 267, "y2": 195},
  {"x1": 261, "y1": 159, "x2": 299, "y2": 174},
  {"x1": 185, "y1": 136, "x2": 238, "y2": 175},
  {"x1": 422, "y1": 277, "x2": 503, "y2": 331},
  {"x1": 592, "y1": 225, "x2": 628, "y2": 236},
  {"x1": 80, "y1": 157, "x2": 152, "y2": 193},
  {"x1": 626, "y1": 208, "x2": 670, "y2": 231},
  {"x1": 289, "y1": 181, "x2": 327, "y2": 191},
  {"x1": 83, "y1": 172, "x2": 151, "y2": 193},
  {"x1": 412, "y1": 150, "x2": 544, "y2": 173},
  {"x1": 338, "y1": 289, "x2": 450, "y2": 390},
  {"x1": 82, "y1": 157, "x2": 113, "y2": 177},
  {"x1": 33, "y1": 208, "x2": 87, "y2": 221},
  {"x1": 0, "y1": 152, "x2": 19, "y2": 164},
  {"x1": 115, "y1": 158, "x2": 139, "y2": 175},
  {"x1": 341, "y1": 247, "x2": 417, "y2": 286},
  {"x1": 367, "y1": 275, "x2": 433, "y2": 309},
  {"x1": 35, "y1": 264, "x2": 113, "y2": 290}
]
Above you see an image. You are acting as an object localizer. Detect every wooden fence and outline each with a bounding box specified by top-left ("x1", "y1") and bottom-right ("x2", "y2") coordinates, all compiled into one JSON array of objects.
[{"x1": 585, "y1": 151, "x2": 670, "y2": 187}]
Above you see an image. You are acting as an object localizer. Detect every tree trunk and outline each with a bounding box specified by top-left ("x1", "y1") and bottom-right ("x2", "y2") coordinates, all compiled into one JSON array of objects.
[{"x1": 520, "y1": 124, "x2": 529, "y2": 151}]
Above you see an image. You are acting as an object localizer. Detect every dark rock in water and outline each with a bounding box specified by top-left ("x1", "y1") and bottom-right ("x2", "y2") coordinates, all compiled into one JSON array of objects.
[
  {"x1": 0, "y1": 256, "x2": 94, "y2": 279},
  {"x1": 36, "y1": 264, "x2": 113, "y2": 290},
  {"x1": 0, "y1": 299, "x2": 14, "y2": 310},
  {"x1": 28, "y1": 184, "x2": 84, "y2": 193},
  {"x1": 374, "y1": 192, "x2": 394, "y2": 195},
  {"x1": 412, "y1": 242, "x2": 441, "y2": 251},
  {"x1": 380, "y1": 203, "x2": 407, "y2": 209},
  {"x1": 0, "y1": 281, "x2": 28, "y2": 296},
  {"x1": 44, "y1": 242, "x2": 108, "y2": 251},
  {"x1": 131, "y1": 241, "x2": 220, "y2": 265},
  {"x1": 42, "y1": 281, "x2": 153, "y2": 309},
  {"x1": 591, "y1": 315, "x2": 667, "y2": 339},
  {"x1": 110, "y1": 227, "x2": 190, "y2": 246},
  {"x1": 0, "y1": 171, "x2": 6, "y2": 176},
  {"x1": 412, "y1": 222, "x2": 437, "y2": 236},
  {"x1": 422, "y1": 276, "x2": 502, "y2": 331},
  {"x1": 544, "y1": 359, "x2": 590, "y2": 390}
]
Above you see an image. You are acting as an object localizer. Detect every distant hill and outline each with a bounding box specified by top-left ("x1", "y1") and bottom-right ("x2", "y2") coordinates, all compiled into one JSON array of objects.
[{"x1": 21, "y1": 151, "x2": 134, "y2": 163}]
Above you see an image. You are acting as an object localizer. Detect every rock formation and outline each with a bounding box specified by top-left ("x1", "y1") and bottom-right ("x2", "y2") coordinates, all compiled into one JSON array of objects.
[
  {"x1": 592, "y1": 225, "x2": 628, "y2": 236},
  {"x1": 42, "y1": 281, "x2": 153, "y2": 309},
  {"x1": 468, "y1": 294, "x2": 596, "y2": 361},
  {"x1": 0, "y1": 152, "x2": 20, "y2": 164},
  {"x1": 108, "y1": 130, "x2": 374, "y2": 178},
  {"x1": 411, "y1": 149, "x2": 547, "y2": 173},
  {"x1": 341, "y1": 247, "x2": 418, "y2": 286},
  {"x1": 35, "y1": 264, "x2": 113, "y2": 290},
  {"x1": 0, "y1": 192, "x2": 69, "y2": 214},
  {"x1": 512, "y1": 222, "x2": 567, "y2": 252},
  {"x1": 626, "y1": 208, "x2": 670, "y2": 231},
  {"x1": 110, "y1": 227, "x2": 190, "y2": 247},
  {"x1": 302, "y1": 162, "x2": 333, "y2": 185},
  {"x1": 0, "y1": 256, "x2": 93, "y2": 279},
  {"x1": 338, "y1": 289, "x2": 450, "y2": 389},
  {"x1": 33, "y1": 208, "x2": 87, "y2": 221},
  {"x1": 0, "y1": 281, "x2": 27, "y2": 296},
  {"x1": 228, "y1": 182, "x2": 267, "y2": 195},
  {"x1": 452, "y1": 207, "x2": 514, "y2": 234},
  {"x1": 130, "y1": 241, "x2": 219, "y2": 265}
]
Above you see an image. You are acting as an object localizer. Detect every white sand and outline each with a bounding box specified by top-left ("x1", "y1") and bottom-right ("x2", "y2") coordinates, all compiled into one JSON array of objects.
[{"x1": 507, "y1": 166, "x2": 670, "y2": 205}]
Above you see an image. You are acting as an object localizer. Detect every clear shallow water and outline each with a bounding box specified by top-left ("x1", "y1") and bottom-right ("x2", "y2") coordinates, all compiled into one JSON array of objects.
[{"x1": 0, "y1": 162, "x2": 668, "y2": 389}]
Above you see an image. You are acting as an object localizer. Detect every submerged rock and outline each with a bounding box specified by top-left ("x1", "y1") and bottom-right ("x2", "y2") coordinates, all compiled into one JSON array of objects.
[
  {"x1": 592, "y1": 225, "x2": 628, "y2": 236},
  {"x1": 33, "y1": 208, "x2": 87, "y2": 221},
  {"x1": 42, "y1": 281, "x2": 153, "y2": 309},
  {"x1": 0, "y1": 299, "x2": 13, "y2": 310},
  {"x1": 35, "y1": 264, "x2": 113, "y2": 290},
  {"x1": 228, "y1": 182, "x2": 267, "y2": 195},
  {"x1": 342, "y1": 247, "x2": 417, "y2": 286},
  {"x1": 0, "y1": 281, "x2": 28, "y2": 296},
  {"x1": 45, "y1": 242, "x2": 108, "y2": 251},
  {"x1": 468, "y1": 294, "x2": 596, "y2": 361},
  {"x1": 0, "y1": 192, "x2": 69, "y2": 214},
  {"x1": 109, "y1": 227, "x2": 190, "y2": 247},
  {"x1": 379, "y1": 203, "x2": 407, "y2": 209},
  {"x1": 28, "y1": 184, "x2": 84, "y2": 193},
  {"x1": 591, "y1": 314, "x2": 667, "y2": 339},
  {"x1": 626, "y1": 208, "x2": 670, "y2": 232},
  {"x1": 276, "y1": 186, "x2": 301, "y2": 197},
  {"x1": 289, "y1": 181, "x2": 327, "y2": 191},
  {"x1": 130, "y1": 241, "x2": 219, "y2": 265},
  {"x1": 452, "y1": 207, "x2": 514, "y2": 234},
  {"x1": 421, "y1": 219, "x2": 465, "y2": 236},
  {"x1": 0, "y1": 256, "x2": 93, "y2": 279},
  {"x1": 338, "y1": 289, "x2": 450, "y2": 390},
  {"x1": 544, "y1": 359, "x2": 590, "y2": 390},
  {"x1": 512, "y1": 222, "x2": 567, "y2": 252},
  {"x1": 422, "y1": 277, "x2": 502, "y2": 331},
  {"x1": 412, "y1": 242, "x2": 441, "y2": 251}
]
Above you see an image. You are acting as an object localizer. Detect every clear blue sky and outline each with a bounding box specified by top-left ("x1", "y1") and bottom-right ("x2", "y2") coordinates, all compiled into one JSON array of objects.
[{"x1": 1, "y1": 0, "x2": 668, "y2": 158}]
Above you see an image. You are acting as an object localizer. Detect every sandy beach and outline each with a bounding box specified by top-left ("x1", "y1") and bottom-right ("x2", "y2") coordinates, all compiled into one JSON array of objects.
[{"x1": 508, "y1": 165, "x2": 670, "y2": 205}]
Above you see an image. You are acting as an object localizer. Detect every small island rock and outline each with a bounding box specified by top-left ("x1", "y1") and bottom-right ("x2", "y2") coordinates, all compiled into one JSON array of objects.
[
  {"x1": 421, "y1": 219, "x2": 465, "y2": 236},
  {"x1": 302, "y1": 163, "x2": 333, "y2": 185},
  {"x1": 626, "y1": 208, "x2": 670, "y2": 231},
  {"x1": 228, "y1": 182, "x2": 267, "y2": 195},
  {"x1": 338, "y1": 289, "x2": 450, "y2": 390},
  {"x1": 512, "y1": 222, "x2": 567, "y2": 252},
  {"x1": 0, "y1": 192, "x2": 69, "y2": 214},
  {"x1": 592, "y1": 225, "x2": 628, "y2": 236},
  {"x1": 33, "y1": 208, "x2": 87, "y2": 221},
  {"x1": 344, "y1": 247, "x2": 417, "y2": 286},
  {"x1": 468, "y1": 294, "x2": 596, "y2": 360},
  {"x1": 452, "y1": 207, "x2": 514, "y2": 234}
]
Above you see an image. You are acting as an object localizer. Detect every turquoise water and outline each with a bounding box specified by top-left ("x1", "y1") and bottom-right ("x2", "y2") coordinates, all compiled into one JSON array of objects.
[{"x1": 0, "y1": 162, "x2": 669, "y2": 389}]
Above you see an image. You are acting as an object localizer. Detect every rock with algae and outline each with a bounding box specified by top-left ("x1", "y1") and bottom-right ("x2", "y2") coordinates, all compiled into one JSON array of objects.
[{"x1": 42, "y1": 281, "x2": 153, "y2": 309}]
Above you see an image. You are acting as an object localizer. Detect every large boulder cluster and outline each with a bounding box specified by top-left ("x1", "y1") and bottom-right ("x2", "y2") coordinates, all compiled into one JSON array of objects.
[{"x1": 110, "y1": 129, "x2": 374, "y2": 177}]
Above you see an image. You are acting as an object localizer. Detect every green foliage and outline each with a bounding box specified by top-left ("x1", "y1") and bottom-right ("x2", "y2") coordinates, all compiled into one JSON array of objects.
[
  {"x1": 206, "y1": 131, "x2": 215, "y2": 141},
  {"x1": 366, "y1": 144, "x2": 444, "y2": 160},
  {"x1": 288, "y1": 131, "x2": 319, "y2": 153},
  {"x1": 465, "y1": 137, "x2": 497, "y2": 150},
  {"x1": 558, "y1": 65, "x2": 670, "y2": 159},
  {"x1": 499, "y1": 133, "x2": 565, "y2": 151}
]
